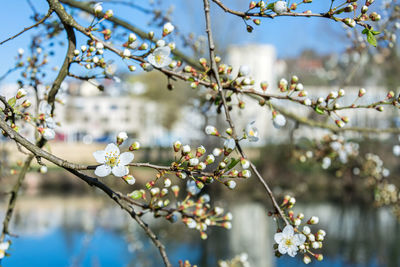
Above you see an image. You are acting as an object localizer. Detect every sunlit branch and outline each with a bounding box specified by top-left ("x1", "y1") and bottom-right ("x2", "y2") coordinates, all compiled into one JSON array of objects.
[
  {"x1": 211, "y1": 0, "x2": 370, "y2": 29},
  {"x1": 59, "y1": 0, "x2": 201, "y2": 68}
]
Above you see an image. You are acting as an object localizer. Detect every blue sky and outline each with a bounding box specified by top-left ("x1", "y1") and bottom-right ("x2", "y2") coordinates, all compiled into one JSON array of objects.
[{"x1": 0, "y1": 0, "x2": 371, "y2": 84}]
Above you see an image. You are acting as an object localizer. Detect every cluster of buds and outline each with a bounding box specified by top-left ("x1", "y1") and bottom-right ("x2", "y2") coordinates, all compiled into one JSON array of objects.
[
  {"x1": 172, "y1": 140, "x2": 249, "y2": 191},
  {"x1": 37, "y1": 100, "x2": 56, "y2": 141},
  {"x1": 273, "y1": 195, "x2": 326, "y2": 264},
  {"x1": 180, "y1": 195, "x2": 233, "y2": 239},
  {"x1": 73, "y1": 40, "x2": 111, "y2": 72}
]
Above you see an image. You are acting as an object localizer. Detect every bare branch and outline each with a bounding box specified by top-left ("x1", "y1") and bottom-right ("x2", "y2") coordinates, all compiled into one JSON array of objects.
[{"x1": 0, "y1": 9, "x2": 53, "y2": 46}]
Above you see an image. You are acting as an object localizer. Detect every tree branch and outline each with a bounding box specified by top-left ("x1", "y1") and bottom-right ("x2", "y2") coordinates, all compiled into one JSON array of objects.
[
  {"x1": 0, "y1": 115, "x2": 172, "y2": 267},
  {"x1": 59, "y1": 0, "x2": 201, "y2": 68},
  {"x1": 202, "y1": 0, "x2": 289, "y2": 225},
  {"x1": 211, "y1": 0, "x2": 370, "y2": 29}
]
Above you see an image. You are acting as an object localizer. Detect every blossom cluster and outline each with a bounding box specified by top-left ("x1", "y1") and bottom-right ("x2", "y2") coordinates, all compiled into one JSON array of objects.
[
  {"x1": 273, "y1": 195, "x2": 326, "y2": 264},
  {"x1": 246, "y1": 0, "x2": 381, "y2": 34}
]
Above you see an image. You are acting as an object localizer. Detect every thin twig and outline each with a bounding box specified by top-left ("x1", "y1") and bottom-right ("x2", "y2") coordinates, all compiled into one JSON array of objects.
[
  {"x1": 0, "y1": 155, "x2": 34, "y2": 242},
  {"x1": 59, "y1": 0, "x2": 201, "y2": 68},
  {"x1": 202, "y1": 0, "x2": 289, "y2": 225},
  {"x1": 0, "y1": 9, "x2": 53, "y2": 46},
  {"x1": 211, "y1": 0, "x2": 370, "y2": 29}
]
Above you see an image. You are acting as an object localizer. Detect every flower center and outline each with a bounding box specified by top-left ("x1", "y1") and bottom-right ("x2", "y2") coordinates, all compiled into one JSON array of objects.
[
  {"x1": 249, "y1": 130, "x2": 255, "y2": 136},
  {"x1": 155, "y1": 55, "x2": 163, "y2": 64},
  {"x1": 285, "y1": 238, "x2": 293, "y2": 246},
  {"x1": 105, "y1": 152, "x2": 120, "y2": 167}
]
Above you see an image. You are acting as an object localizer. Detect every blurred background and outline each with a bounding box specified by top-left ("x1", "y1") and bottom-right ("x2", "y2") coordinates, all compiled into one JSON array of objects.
[{"x1": 0, "y1": 0, "x2": 400, "y2": 266}]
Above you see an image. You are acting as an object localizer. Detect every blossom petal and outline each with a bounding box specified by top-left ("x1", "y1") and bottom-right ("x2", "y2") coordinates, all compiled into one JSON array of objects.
[
  {"x1": 0, "y1": 250, "x2": 4, "y2": 259},
  {"x1": 274, "y1": 232, "x2": 284, "y2": 244},
  {"x1": 0, "y1": 242, "x2": 9, "y2": 250},
  {"x1": 282, "y1": 225, "x2": 294, "y2": 237},
  {"x1": 287, "y1": 246, "x2": 298, "y2": 257},
  {"x1": 93, "y1": 150, "x2": 106, "y2": 164},
  {"x1": 105, "y1": 143, "x2": 120, "y2": 155},
  {"x1": 112, "y1": 165, "x2": 128, "y2": 177},
  {"x1": 119, "y1": 152, "x2": 134, "y2": 165},
  {"x1": 155, "y1": 46, "x2": 171, "y2": 56},
  {"x1": 294, "y1": 234, "x2": 306, "y2": 246},
  {"x1": 278, "y1": 243, "x2": 287, "y2": 255},
  {"x1": 94, "y1": 165, "x2": 111, "y2": 177}
]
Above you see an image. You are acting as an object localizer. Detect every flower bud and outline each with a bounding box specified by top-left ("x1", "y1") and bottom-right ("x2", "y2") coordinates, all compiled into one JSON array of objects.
[
  {"x1": 123, "y1": 175, "x2": 136, "y2": 185},
  {"x1": 163, "y1": 22, "x2": 174, "y2": 36},
  {"x1": 358, "y1": 88, "x2": 366, "y2": 97},
  {"x1": 105, "y1": 9, "x2": 114, "y2": 19},
  {"x1": 225, "y1": 180, "x2": 236, "y2": 189},
  {"x1": 94, "y1": 3, "x2": 103, "y2": 16},
  {"x1": 182, "y1": 145, "x2": 191, "y2": 155},
  {"x1": 205, "y1": 125, "x2": 219, "y2": 136},
  {"x1": 303, "y1": 255, "x2": 311, "y2": 264},
  {"x1": 308, "y1": 216, "x2": 319, "y2": 224},
  {"x1": 176, "y1": 172, "x2": 187, "y2": 179},
  {"x1": 205, "y1": 154, "x2": 215, "y2": 164},
  {"x1": 171, "y1": 185, "x2": 179, "y2": 197},
  {"x1": 16, "y1": 89, "x2": 27, "y2": 99},
  {"x1": 173, "y1": 141, "x2": 182, "y2": 152}
]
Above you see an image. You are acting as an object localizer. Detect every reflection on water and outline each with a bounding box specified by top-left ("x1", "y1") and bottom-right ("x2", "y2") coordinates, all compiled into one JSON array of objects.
[{"x1": 0, "y1": 197, "x2": 399, "y2": 267}]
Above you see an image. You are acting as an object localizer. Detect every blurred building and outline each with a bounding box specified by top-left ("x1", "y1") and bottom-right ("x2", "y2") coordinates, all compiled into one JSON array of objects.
[{"x1": 0, "y1": 44, "x2": 398, "y2": 147}]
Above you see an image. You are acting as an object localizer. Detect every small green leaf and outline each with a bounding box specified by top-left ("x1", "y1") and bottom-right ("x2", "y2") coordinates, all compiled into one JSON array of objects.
[
  {"x1": 315, "y1": 106, "x2": 325, "y2": 115},
  {"x1": 362, "y1": 29, "x2": 369, "y2": 34},
  {"x1": 367, "y1": 31, "x2": 377, "y2": 47},
  {"x1": 7, "y1": 97, "x2": 16, "y2": 108},
  {"x1": 266, "y1": 3, "x2": 274, "y2": 10},
  {"x1": 227, "y1": 158, "x2": 240, "y2": 170}
]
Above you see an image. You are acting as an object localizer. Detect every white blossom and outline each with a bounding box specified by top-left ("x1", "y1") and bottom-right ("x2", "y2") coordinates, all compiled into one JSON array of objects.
[
  {"x1": 322, "y1": 157, "x2": 331, "y2": 169},
  {"x1": 93, "y1": 143, "x2": 134, "y2": 177},
  {"x1": 39, "y1": 101, "x2": 52, "y2": 116},
  {"x1": 245, "y1": 121, "x2": 259, "y2": 142},
  {"x1": 42, "y1": 128, "x2": 55, "y2": 140},
  {"x1": 274, "y1": 1, "x2": 287, "y2": 14},
  {"x1": 186, "y1": 180, "x2": 200, "y2": 195},
  {"x1": 212, "y1": 148, "x2": 222, "y2": 157},
  {"x1": 156, "y1": 39, "x2": 166, "y2": 47},
  {"x1": 0, "y1": 241, "x2": 10, "y2": 259},
  {"x1": 148, "y1": 46, "x2": 172, "y2": 68},
  {"x1": 273, "y1": 114, "x2": 286, "y2": 129},
  {"x1": 239, "y1": 65, "x2": 250, "y2": 76},
  {"x1": 123, "y1": 49, "x2": 131, "y2": 57},
  {"x1": 163, "y1": 22, "x2": 175, "y2": 35},
  {"x1": 189, "y1": 158, "x2": 199, "y2": 166},
  {"x1": 274, "y1": 225, "x2": 306, "y2": 257}
]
